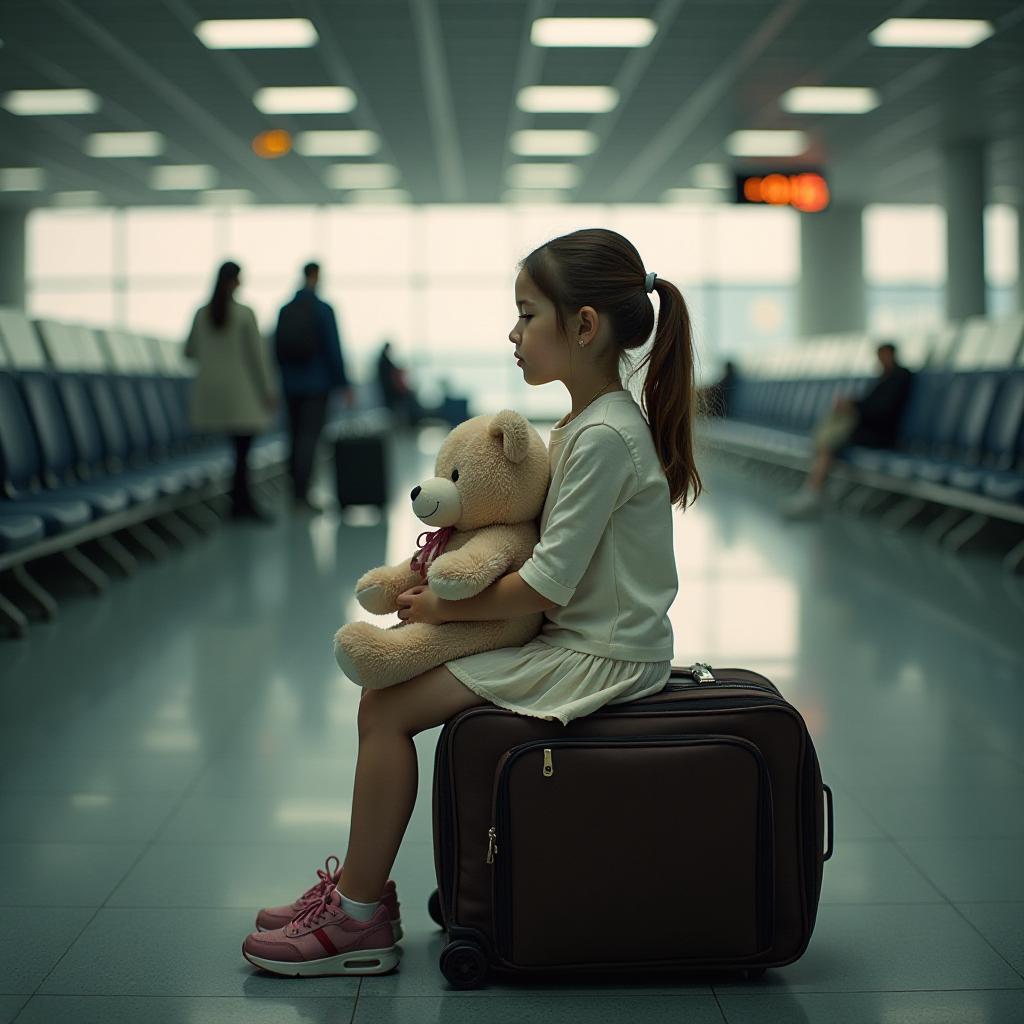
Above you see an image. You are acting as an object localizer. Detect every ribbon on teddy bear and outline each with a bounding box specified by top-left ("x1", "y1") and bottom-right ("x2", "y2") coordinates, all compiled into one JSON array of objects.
[{"x1": 410, "y1": 526, "x2": 455, "y2": 580}]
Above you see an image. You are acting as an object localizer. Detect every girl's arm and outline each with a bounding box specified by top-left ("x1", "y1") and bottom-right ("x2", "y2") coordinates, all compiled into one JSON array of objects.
[{"x1": 440, "y1": 571, "x2": 557, "y2": 621}]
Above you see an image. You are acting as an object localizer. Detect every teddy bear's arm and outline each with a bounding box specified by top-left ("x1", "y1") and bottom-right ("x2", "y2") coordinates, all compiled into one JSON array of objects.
[
  {"x1": 427, "y1": 524, "x2": 531, "y2": 601},
  {"x1": 355, "y1": 557, "x2": 426, "y2": 614}
]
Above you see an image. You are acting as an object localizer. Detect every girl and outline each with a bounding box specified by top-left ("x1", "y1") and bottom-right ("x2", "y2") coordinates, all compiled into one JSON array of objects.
[
  {"x1": 185, "y1": 261, "x2": 277, "y2": 522},
  {"x1": 242, "y1": 228, "x2": 702, "y2": 977}
]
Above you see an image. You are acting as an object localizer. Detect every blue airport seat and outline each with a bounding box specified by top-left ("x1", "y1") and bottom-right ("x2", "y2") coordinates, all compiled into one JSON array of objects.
[
  {"x1": 0, "y1": 374, "x2": 95, "y2": 535},
  {"x1": 0, "y1": 513, "x2": 46, "y2": 553}
]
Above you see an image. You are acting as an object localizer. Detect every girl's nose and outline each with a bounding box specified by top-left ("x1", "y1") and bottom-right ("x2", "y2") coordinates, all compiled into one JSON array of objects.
[{"x1": 410, "y1": 486, "x2": 421, "y2": 500}]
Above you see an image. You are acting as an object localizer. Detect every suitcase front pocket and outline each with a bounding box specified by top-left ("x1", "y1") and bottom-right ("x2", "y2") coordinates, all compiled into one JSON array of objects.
[{"x1": 489, "y1": 735, "x2": 774, "y2": 969}]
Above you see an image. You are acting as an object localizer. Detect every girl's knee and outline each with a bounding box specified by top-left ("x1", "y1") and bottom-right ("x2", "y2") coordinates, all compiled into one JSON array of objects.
[{"x1": 357, "y1": 688, "x2": 401, "y2": 737}]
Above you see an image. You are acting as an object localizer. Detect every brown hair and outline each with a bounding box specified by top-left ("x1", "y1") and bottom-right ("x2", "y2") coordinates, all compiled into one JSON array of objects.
[{"x1": 520, "y1": 228, "x2": 703, "y2": 510}]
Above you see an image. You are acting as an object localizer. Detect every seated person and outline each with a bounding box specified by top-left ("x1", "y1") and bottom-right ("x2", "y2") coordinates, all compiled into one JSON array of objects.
[
  {"x1": 700, "y1": 359, "x2": 737, "y2": 417},
  {"x1": 783, "y1": 341, "x2": 913, "y2": 518},
  {"x1": 375, "y1": 341, "x2": 425, "y2": 427}
]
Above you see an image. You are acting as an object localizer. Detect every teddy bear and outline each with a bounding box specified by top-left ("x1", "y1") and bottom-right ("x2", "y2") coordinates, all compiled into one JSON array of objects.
[{"x1": 333, "y1": 409, "x2": 551, "y2": 690}]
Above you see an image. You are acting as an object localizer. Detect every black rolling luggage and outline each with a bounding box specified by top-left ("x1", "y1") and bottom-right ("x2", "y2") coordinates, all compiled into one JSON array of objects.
[
  {"x1": 333, "y1": 412, "x2": 390, "y2": 509},
  {"x1": 428, "y1": 662, "x2": 834, "y2": 988}
]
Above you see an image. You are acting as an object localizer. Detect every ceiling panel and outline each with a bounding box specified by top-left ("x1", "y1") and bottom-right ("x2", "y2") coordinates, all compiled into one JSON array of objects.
[{"x1": 0, "y1": 0, "x2": 1020, "y2": 209}]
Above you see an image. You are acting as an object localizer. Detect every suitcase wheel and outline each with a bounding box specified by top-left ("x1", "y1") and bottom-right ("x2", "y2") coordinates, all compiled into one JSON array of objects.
[
  {"x1": 741, "y1": 967, "x2": 767, "y2": 980},
  {"x1": 427, "y1": 889, "x2": 444, "y2": 928},
  {"x1": 440, "y1": 940, "x2": 489, "y2": 989}
]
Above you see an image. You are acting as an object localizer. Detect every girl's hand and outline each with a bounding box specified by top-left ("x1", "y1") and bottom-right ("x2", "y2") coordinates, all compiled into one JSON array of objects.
[{"x1": 396, "y1": 585, "x2": 450, "y2": 626}]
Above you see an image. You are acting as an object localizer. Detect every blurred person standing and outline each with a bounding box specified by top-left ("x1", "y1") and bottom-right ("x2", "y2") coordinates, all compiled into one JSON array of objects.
[
  {"x1": 275, "y1": 262, "x2": 354, "y2": 513},
  {"x1": 185, "y1": 261, "x2": 277, "y2": 523}
]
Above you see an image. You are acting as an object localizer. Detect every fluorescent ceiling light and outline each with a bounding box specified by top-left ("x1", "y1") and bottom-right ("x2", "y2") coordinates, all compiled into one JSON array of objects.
[
  {"x1": 150, "y1": 164, "x2": 217, "y2": 190},
  {"x1": 502, "y1": 189, "x2": 569, "y2": 204},
  {"x1": 662, "y1": 188, "x2": 726, "y2": 204},
  {"x1": 506, "y1": 163, "x2": 580, "y2": 188},
  {"x1": 200, "y1": 189, "x2": 255, "y2": 205},
  {"x1": 347, "y1": 189, "x2": 412, "y2": 205},
  {"x1": 511, "y1": 130, "x2": 598, "y2": 156},
  {"x1": 690, "y1": 163, "x2": 731, "y2": 189},
  {"x1": 726, "y1": 130, "x2": 808, "y2": 157},
  {"x1": 2, "y1": 89, "x2": 100, "y2": 115},
  {"x1": 325, "y1": 163, "x2": 399, "y2": 189},
  {"x1": 517, "y1": 86, "x2": 618, "y2": 114},
  {"x1": 531, "y1": 18, "x2": 657, "y2": 47},
  {"x1": 195, "y1": 18, "x2": 318, "y2": 49},
  {"x1": 52, "y1": 190, "x2": 103, "y2": 207},
  {"x1": 254, "y1": 87, "x2": 356, "y2": 114},
  {"x1": 781, "y1": 86, "x2": 879, "y2": 114},
  {"x1": 85, "y1": 131, "x2": 165, "y2": 157},
  {"x1": 295, "y1": 130, "x2": 380, "y2": 156},
  {"x1": 0, "y1": 167, "x2": 45, "y2": 191},
  {"x1": 869, "y1": 18, "x2": 993, "y2": 48}
]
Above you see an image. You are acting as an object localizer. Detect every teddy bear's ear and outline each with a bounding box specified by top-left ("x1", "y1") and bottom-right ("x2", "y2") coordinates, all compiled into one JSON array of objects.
[{"x1": 488, "y1": 409, "x2": 532, "y2": 465}]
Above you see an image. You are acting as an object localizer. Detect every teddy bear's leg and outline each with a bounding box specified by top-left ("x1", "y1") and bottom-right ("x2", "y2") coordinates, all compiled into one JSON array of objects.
[{"x1": 335, "y1": 620, "x2": 453, "y2": 690}]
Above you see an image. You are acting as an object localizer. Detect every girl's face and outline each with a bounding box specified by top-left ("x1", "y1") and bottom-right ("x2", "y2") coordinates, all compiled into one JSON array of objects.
[{"x1": 509, "y1": 268, "x2": 565, "y2": 386}]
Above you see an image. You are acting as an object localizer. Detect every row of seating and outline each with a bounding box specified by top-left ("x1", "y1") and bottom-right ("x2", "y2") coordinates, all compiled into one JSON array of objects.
[
  {"x1": 700, "y1": 314, "x2": 1024, "y2": 570},
  {"x1": 0, "y1": 310, "x2": 292, "y2": 638}
]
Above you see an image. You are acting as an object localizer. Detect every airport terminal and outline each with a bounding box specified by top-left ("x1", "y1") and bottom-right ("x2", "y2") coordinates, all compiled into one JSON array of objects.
[{"x1": 0, "y1": 2, "x2": 1022, "y2": 1021}]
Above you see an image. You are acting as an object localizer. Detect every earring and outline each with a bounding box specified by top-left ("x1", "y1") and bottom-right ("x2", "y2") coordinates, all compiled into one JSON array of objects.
[{"x1": 578, "y1": 340, "x2": 585, "y2": 348}]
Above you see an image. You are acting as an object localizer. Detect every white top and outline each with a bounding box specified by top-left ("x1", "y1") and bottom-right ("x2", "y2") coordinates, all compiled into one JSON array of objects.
[{"x1": 518, "y1": 390, "x2": 677, "y2": 661}]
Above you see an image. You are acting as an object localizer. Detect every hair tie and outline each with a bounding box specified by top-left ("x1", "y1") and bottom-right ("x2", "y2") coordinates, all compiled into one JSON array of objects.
[{"x1": 644, "y1": 271, "x2": 657, "y2": 293}]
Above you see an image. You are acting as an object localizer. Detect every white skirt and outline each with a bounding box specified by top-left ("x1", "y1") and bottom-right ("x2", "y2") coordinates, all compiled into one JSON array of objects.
[{"x1": 445, "y1": 637, "x2": 671, "y2": 726}]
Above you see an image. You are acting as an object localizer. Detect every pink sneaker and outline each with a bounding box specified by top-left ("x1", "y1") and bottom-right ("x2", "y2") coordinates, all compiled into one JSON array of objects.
[
  {"x1": 243, "y1": 888, "x2": 401, "y2": 977},
  {"x1": 255, "y1": 856, "x2": 402, "y2": 940}
]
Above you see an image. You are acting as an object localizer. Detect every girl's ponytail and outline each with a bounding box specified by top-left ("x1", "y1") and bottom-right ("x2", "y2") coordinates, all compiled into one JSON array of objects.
[{"x1": 637, "y1": 277, "x2": 703, "y2": 510}]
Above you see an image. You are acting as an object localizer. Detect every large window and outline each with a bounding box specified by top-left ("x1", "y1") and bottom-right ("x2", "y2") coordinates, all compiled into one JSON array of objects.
[
  {"x1": 863, "y1": 203, "x2": 1021, "y2": 332},
  {"x1": 28, "y1": 203, "x2": 799, "y2": 416}
]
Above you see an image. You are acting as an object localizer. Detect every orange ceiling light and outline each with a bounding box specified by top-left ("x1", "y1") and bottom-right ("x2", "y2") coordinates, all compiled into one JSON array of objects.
[{"x1": 252, "y1": 129, "x2": 292, "y2": 159}]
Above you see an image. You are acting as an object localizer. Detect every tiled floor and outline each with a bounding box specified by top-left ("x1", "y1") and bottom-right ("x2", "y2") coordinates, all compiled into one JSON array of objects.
[{"x1": 1, "y1": 426, "x2": 1022, "y2": 1023}]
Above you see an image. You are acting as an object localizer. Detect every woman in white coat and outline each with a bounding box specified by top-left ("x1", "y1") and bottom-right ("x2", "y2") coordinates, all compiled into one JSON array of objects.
[{"x1": 185, "y1": 261, "x2": 278, "y2": 521}]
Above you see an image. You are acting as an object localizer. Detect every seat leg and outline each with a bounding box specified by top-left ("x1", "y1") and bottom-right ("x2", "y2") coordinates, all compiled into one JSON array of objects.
[
  {"x1": 124, "y1": 522, "x2": 168, "y2": 560},
  {"x1": 940, "y1": 513, "x2": 990, "y2": 553},
  {"x1": 178, "y1": 502, "x2": 219, "y2": 533},
  {"x1": 1003, "y1": 537, "x2": 1024, "y2": 574},
  {"x1": 0, "y1": 583, "x2": 29, "y2": 638},
  {"x1": 11, "y1": 564, "x2": 57, "y2": 620},
  {"x1": 881, "y1": 497, "x2": 928, "y2": 530},
  {"x1": 62, "y1": 547, "x2": 108, "y2": 593},
  {"x1": 922, "y1": 507, "x2": 967, "y2": 545},
  {"x1": 151, "y1": 513, "x2": 191, "y2": 547},
  {"x1": 94, "y1": 534, "x2": 138, "y2": 576}
]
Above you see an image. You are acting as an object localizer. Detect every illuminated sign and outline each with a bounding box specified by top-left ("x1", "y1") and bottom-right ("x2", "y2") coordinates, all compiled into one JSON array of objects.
[
  {"x1": 735, "y1": 171, "x2": 829, "y2": 212},
  {"x1": 252, "y1": 129, "x2": 292, "y2": 159}
]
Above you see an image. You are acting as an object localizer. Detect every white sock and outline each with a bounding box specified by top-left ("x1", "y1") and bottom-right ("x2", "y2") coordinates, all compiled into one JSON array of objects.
[{"x1": 337, "y1": 888, "x2": 380, "y2": 922}]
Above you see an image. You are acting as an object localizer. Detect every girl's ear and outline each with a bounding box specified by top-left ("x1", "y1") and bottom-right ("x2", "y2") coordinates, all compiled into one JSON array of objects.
[
  {"x1": 577, "y1": 306, "x2": 599, "y2": 345},
  {"x1": 488, "y1": 409, "x2": 532, "y2": 464}
]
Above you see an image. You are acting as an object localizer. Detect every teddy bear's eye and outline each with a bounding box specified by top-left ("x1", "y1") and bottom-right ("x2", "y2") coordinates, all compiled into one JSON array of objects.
[{"x1": 450, "y1": 469, "x2": 459, "y2": 482}]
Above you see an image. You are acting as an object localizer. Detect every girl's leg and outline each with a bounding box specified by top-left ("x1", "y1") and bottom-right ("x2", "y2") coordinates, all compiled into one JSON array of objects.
[{"x1": 336, "y1": 664, "x2": 487, "y2": 904}]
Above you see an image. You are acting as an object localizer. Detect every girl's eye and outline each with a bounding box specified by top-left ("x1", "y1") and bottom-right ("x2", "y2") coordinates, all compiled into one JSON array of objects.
[
  {"x1": 518, "y1": 314, "x2": 532, "y2": 321},
  {"x1": 451, "y1": 469, "x2": 459, "y2": 482}
]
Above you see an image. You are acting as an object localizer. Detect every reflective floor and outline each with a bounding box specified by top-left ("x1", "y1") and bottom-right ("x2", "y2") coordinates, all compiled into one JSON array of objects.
[{"x1": 1, "y1": 425, "x2": 1022, "y2": 1023}]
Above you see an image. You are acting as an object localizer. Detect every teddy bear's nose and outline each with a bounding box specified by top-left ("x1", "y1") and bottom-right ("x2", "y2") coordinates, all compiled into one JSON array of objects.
[{"x1": 410, "y1": 486, "x2": 421, "y2": 501}]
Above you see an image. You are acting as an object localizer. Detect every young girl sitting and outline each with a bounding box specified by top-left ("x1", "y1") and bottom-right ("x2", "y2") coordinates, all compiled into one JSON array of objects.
[{"x1": 242, "y1": 227, "x2": 704, "y2": 977}]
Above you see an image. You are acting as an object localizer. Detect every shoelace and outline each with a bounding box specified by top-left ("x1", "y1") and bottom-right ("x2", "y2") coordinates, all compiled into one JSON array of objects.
[
  {"x1": 292, "y1": 885, "x2": 337, "y2": 931},
  {"x1": 295, "y1": 855, "x2": 340, "y2": 909}
]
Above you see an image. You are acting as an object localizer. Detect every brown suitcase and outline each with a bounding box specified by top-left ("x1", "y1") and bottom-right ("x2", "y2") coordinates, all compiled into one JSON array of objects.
[{"x1": 429, "y1": 662, "x2": 834, "y2": 988}]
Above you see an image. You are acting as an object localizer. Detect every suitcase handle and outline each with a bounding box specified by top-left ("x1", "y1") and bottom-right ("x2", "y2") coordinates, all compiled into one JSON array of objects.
[{"x1": 822, "y1": 784, "x2": 834, "y2": 862}]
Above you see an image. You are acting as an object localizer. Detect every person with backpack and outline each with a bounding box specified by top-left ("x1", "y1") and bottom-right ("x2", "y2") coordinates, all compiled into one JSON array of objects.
[{"x1": 274, "y1": 262, "x2": 354, "y2": 513}]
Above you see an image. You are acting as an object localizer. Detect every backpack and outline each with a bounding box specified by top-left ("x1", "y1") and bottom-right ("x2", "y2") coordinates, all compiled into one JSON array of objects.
[{"x1": 275, "y1": 293, "x2": 320, "y2": 362}]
